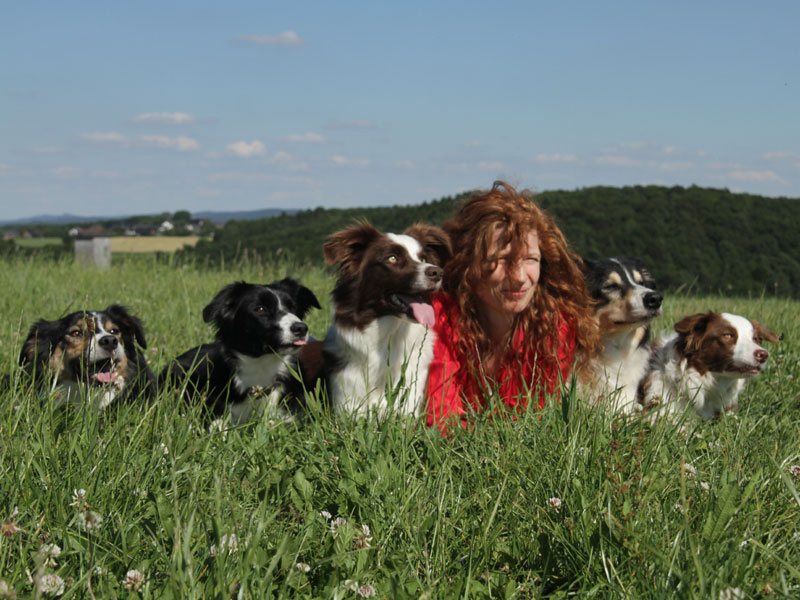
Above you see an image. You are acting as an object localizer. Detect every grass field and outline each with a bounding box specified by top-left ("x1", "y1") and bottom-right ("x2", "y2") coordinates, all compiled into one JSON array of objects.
[
  {"x1": 12, "y1": 236, "x2": 205, "y2": 253},
  {"x1": 0, "y1": 256, "x2": 798, "y2": 598}
]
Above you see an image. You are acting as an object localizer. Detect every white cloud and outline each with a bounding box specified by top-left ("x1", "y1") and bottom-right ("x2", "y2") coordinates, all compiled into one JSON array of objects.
[
  {"x1": 139, "y1": 135, "x2": 200, "y2": 151},
  {"x1": 268, "y1": 151, "x2": 309, "y2": 171},
  {"x1": 236, "y1": 31, "x2": 305, "y2": 47},
  {"x1": 81, "y1": 132, "x2": 127, "y2": 144},
  {"x1": 208, "y1": 171, "x2": 313, "y2": 184},
  {"x1": 331, "y1": 155, "x2": 369, "y2": 167},
  {"x1": 134, "y1": 112, "x2": 195, "y2": 124},
  {"x1": 226, "y1": 140, "x2": 266, "y2": 158},
  {"x1": 763, "y1": 151, "x2": 800, "y2": 161},
  {"x1": 533, "y1": 153, "x2": 578, "y2": 164},
  {"x1": 285, "y1": 132, "x2": 325, "y2": 143},
  {"x1": 727, "y1": 170, "x2": 788, "y2": 184},
  {"x1": 396, "y1": 160, "x2": 414, "y2": 169},
  {"x1": 478, "y1": 161, "x2": 504, "y2": 171},
  {"x1": 657, "y1": 161, "x2": 694, "y2": 171}
]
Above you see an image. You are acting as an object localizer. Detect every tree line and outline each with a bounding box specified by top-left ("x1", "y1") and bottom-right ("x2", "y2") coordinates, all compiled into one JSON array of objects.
[{"x1": 178, "y1": 185, "x2": 800, "y2": 297}]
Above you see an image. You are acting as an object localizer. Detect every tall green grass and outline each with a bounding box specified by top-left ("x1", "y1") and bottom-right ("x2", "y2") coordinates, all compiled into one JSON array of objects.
[{"x1": 1, "y1": 256, "x2": 798, "y2": 598}]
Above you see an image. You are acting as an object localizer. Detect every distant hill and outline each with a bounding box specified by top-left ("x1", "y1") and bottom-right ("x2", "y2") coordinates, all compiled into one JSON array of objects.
[
  {"x1": 0, "y1": 208, "x2": 296, "y2": 227},
  {"x1": 178, "y1": 185, "x2": 800, "y2": 297}
]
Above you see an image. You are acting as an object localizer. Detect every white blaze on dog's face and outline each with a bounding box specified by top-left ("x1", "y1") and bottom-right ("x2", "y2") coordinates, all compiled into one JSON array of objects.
[
  {"x1": 87, "y1": 312, "x2": 127, "y2": 364},
  {"x1": 721, "y1": 313, "x2": 772, "y2": 375}
]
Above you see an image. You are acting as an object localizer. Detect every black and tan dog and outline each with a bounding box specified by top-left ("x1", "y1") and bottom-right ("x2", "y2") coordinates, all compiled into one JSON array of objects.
[
  {"x1": 581, "y1": 256, "x2": 662, "y2": 412},
  {"x1": 19, "y1": 304, "x2": 155, "y2": 409}
]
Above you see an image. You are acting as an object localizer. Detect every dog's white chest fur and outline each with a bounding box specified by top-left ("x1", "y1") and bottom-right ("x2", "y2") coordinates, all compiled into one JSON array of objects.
[
  {"x1": 585, "y1": 326, "x2": 651, "y2": 413},
  {"x1": 324, "y1": 314, "x2": 434, "y2": 418}
]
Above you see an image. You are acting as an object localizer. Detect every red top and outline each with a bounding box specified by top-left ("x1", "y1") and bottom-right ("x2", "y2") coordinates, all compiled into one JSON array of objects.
[{"x1": 426, "y1": 292, "x2": 577, "y2": 432}]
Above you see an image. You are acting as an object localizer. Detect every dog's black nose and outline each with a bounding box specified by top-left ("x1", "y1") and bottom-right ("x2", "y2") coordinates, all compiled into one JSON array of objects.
[
  {"x1": 98, "y1": 335, "x2": 118, "y2": 350},
  {"x1": 425, "y1": 265, "x2": 442, "y2": 281},
  {"x1": 290, "y1": 321, "x2": 308, "y2": 338},
  {"x1": 644, "y1": 291, "x2": 662, "y2": 310}
]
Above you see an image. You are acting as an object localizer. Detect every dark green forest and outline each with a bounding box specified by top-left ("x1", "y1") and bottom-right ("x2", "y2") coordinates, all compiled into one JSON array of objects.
[{"x1": 179, "y1": 185, "x2": 800, "y2": 297}]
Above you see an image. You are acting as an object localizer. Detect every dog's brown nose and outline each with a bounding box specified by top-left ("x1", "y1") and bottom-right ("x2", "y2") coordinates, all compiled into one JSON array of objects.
[
  {"x1": 425, "y1": 265, "x2": 442, "y2": 281},
  {"x1": 754, "y1": 349, "x2": 768, "y2": 363}
]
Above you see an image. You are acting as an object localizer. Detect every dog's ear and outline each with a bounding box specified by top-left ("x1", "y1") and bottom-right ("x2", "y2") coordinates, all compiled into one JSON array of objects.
[
  {"x1": 751, "y1": 320, "x2": 782, "y2": 344},
  {"x1": 275, "y1": 277, "x2": 321, "y2": 318},
  {"x1": 404, "y1": 223, "x2": 452, "y2": 266},
  {"x1": 323, "y1": 222, "x2": 381, "y2": 272},
  {"x1": 202, "y1": 281, "x2": 249, "y2": 325},
  {"x1": 580, "y1": 257, "x2": 595, "y2": 274},
  {"x1": 674, "y1": 312, "x2": 713, "y2": 355},
  {"x1": 20, "y1": 318, "x2": 60, "y2": 367},
  {"x1": 105, "y1": 304, "x2": 148, "y2": 349}
]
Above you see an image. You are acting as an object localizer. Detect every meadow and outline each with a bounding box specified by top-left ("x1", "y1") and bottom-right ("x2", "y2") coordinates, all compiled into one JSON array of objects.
[
  {"x1": 0, "y1": 255, "x2": 798, "y2": 599},
  {"x1": 12, "y1": 236, "x2": 204, "y2": 253}
]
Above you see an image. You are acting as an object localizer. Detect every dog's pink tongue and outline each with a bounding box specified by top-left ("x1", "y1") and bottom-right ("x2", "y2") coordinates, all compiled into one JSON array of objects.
[
  {"x1": 410, "y1": 301, "x2": 435, "y2": 328},
  {"x1": 93, "y1": 371, "x2": 116, "y2": 384},
  {"x1": 293, "y1": 340, "x2": 307, "y2": 346}
]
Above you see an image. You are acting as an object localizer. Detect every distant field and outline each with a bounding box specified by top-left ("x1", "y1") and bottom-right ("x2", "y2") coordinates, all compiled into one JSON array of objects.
[
  {"x1": 12, "y1": 237, "x2": 63, "y2": 247},
  {"x1": 111, "y1": 235, "x2": 203, "y2": 253}
]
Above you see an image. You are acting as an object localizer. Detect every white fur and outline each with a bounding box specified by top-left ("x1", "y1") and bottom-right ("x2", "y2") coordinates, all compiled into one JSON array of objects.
[
  {"x1": 323, "y1": 310, "x2": 434, "y2": 418},
  {"x1": 643, "y1": 314, "x2": 766, "y2": 420},
  {"x1": 585, "y1": 325, "x2": 652, "y2": 413},
  {"x1": 230, "y1": 351, "x2": 295, "y2": 425}
]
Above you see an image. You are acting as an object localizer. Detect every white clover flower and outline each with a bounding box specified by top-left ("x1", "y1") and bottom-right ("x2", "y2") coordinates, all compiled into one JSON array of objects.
[
  {"x1": 548, "y1": 497, "x2": 562, "y2": 512},
  {"x1": 160, "y1": 443, "x2": 169, "y2": 456},
  {"x1": 38, "y1": 543, "x2": 62, "y2": 567},
  {"x1": 123, "y1": 569, "x2": 145, "y2": 592},
  {"x1": 0, "y1": 580, "x2": 14, "y2": 598},
  {"x1": 296, "y1": 562, "x2": 311, "y2": 573},
  {"x1": 683, "y1": 463, "x2": 697, "y2": 478},
  {"x1": 342, "y1": 580, "x2": 358, "y2": 592},
  {"x1": 699, "y1": 481, "x2": 711, "y2": 491},
  {"x1": 70, "y1": 489, "x2": 88, "y2": 510},
  {"x1": 77, "y1": 510, "x2": 103, "y2": 532},
  {"x1": 210, "y1": 533, "x2": 239, "y2": 557},
  {"x1": 330, "y1": 517, "x2": 347, "y2": 537},
  {"x1": 38, "y1": 573, "x2": 65, "y2": 597},
  {"x1": 320, "y1": 510, "x2": 332, "y2": 520},
  {"x1": 790, "y1": 465, "x2": 800, "y2": 478},
  {"x1": 358, "y1": 584, "x2": 376, "y2": 597},
  {"x1": 353, "y1": 523, "x2": 373, "y2": 549},
  {"x1": 673, "y1": 503, "x2": 685, "y2": 514},
  {"x1": 718, "y1": 587, "x2": 744, "y2": 600}
]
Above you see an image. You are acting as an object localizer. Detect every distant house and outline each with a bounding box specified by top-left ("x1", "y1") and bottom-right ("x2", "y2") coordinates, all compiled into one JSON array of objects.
[
  {"x1": 159, "y1": 220, "x2": 174, "y2": 233},
  {"x1": 134, "y1": 226, "x2": 157, "y2": 236},
  {"x1": 77, "y1": 225, "x2": 106, "y2": 238},
  {"x1": 3, "y1": 229, "x2": 20, "y2": 240},
  {"x1": 68, "y1": 227, "x2": 80, "y2": 237}
]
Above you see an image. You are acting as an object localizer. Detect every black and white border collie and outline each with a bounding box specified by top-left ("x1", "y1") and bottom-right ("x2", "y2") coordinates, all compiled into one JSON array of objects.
[
  {"x1": 19, "y1": 304, "x2": 155, "y2": 409},
  {"x1": 581, "y1": 256, "x2": 663, "y2": 412},
  {"x1": 161, "y1": 278, "x2": 320, "y2": 424},
  {"x1": 640, "y1": 311, "x2": 781, "y2": 420},
  {"x1": 307, "y1": 222, "x2": 451, "y2": 418}
]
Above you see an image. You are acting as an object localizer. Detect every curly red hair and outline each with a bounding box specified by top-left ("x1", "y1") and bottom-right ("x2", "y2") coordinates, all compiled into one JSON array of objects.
[{"x1": 443, "y1": 181, "x2": 598, "y2": 377}]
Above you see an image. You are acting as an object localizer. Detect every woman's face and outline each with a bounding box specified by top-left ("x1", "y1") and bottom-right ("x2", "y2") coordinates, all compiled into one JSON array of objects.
[{"x1": 475, "y1": 228, "x2": 541, "y2": 324}]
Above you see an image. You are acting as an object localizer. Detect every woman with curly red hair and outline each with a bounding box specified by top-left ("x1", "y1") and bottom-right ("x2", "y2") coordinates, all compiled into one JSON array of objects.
[{"x1": 426, "y1": 180, "x2": 598, "y2": 432}]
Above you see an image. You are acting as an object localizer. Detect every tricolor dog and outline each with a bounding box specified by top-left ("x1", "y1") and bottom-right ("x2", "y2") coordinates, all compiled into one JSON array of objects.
[
  {"x1": 581, "y1": 256, "x2": 663, "y2": 412},
  {"x1": 304, "y1": 222, "x2": 451, "y2": 418},
  {"x1": 19, "y1": 304, "x2": 155, "y2": 409},
  {"x1": 640, "y1": 311, "x2": 781, "y2": 419},
  {"x1": 161, "y1": 278, "x2": 320, "y2": 423}
]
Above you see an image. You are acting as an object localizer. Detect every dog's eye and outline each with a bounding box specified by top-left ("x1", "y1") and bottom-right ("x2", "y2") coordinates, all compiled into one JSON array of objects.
[
  {"x1": 722, "y1": 332, "x2": 735, "y2": 339},
  {"x1": 254, "y1": 306, "x2": 267, "y2": 314},
  {"x1": 603, "y1": 283, "x2": 621, "y2": 292},
  {"x1": 387, "y1": 255, "x2": 398, "y2": 264},
  {"x1": 68, "y1": 329, "x2": 81, "y2": 337},
  {"x1": 108, "y1": 328, "x2": 120, "y2": 335}
]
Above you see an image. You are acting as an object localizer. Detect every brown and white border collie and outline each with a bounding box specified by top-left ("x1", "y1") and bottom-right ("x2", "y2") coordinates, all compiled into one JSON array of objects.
[
  {"x1": 19, "y1": 305, "x2": 155, "y2": 409},
  {"x1": 639, "y1": 311, "x2": 781, "y2": 420},
  {"x1": 581, "y1": 256, "x2": 663, "y2": 412},
  {"x1": 307, "y1": 222, "x2": 451, "y2": 418}
]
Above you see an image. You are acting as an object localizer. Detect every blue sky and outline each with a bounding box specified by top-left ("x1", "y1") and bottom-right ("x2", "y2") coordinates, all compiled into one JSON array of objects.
[{"x1": 2, "y1": 1, "x2": 799, "y2": 220}]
